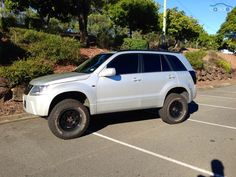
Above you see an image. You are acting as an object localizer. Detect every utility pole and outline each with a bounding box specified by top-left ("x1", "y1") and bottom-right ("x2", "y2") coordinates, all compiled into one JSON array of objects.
[
  {"x1": 163, "y1": 0, "x2": 167, "y2": 36},
  {"x1": 161, "y1": 0, "x2": 167, "y2": 49}
]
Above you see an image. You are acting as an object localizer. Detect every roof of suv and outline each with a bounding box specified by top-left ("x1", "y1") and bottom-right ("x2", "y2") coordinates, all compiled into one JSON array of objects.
[{"x1": 118, "y1": 50, "x2": 180, "y2": 54}]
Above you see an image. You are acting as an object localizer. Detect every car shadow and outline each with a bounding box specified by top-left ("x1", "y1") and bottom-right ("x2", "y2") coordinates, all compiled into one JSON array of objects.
[{"x1": 85, "y1": 101, "x2": 199, "y2": 136}]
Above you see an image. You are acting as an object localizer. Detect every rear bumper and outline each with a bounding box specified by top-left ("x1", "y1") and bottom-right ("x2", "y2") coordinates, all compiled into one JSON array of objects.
[{"x1": 23, "y1": 94, "x2": 51, "y2": 116}]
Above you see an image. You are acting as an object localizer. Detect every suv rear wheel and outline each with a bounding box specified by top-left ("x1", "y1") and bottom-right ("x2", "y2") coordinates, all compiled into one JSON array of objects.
[
  {"x1": 159, "y1": 93, "x2": 188, "y2": 124},
  {"x1": 48, "y1": 99, "x2": 90, "y2": 139}
]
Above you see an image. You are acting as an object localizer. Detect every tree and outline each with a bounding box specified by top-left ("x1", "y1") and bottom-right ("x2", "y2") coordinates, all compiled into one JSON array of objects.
[
  {"x1": 109, "y1": 0, "x2": 159, "y2": 36},
  {"x1": 5, "y1": 0, "x2": 95, "y2": 45},
  {"x1": 165, "y1": 8, "x2": 203, "y2": 47},
  {"x1": 217, "y1": 7, "x2": 236, "y2": 52}
]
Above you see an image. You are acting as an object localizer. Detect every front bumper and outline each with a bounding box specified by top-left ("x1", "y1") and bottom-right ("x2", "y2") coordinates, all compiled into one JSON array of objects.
[{"x1": 23, "y1": 94, "x2": 51, "y2": 116}]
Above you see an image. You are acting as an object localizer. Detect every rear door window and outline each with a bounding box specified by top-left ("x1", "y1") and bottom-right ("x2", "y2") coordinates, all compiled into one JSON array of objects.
[{"x1": 142, "y1": 54, "x2": 161, "y2": 73}]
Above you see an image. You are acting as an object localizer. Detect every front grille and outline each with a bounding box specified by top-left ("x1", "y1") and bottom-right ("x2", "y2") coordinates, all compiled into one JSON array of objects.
[{"x1": 24, "y1": 84, "x2": 33, "y2": 95}]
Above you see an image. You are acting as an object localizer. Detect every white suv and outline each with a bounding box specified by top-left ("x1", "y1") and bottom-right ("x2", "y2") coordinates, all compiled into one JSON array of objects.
[{"x1": 23, "y1": 50, "x2": 197, "y2": 139}]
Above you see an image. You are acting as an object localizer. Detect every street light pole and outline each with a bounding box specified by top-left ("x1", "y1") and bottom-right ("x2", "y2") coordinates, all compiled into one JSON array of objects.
[{"x1": 163, "y1": 0, "x2": 167, "y2": 36}]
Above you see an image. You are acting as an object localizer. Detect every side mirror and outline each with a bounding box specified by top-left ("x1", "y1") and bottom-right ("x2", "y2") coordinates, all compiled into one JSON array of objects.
[{"x1": 99, "y1": 68, "x2": 116, "y2": 77}]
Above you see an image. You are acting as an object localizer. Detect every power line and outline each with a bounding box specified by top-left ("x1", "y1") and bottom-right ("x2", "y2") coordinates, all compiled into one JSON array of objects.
[{"x1": 175, "y1": 0, "x2": 218, "y2": 34}]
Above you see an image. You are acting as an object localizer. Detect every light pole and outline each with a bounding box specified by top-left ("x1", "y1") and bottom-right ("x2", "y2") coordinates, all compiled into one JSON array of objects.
[
  {"x1": 161, "y1": 0, "x2": 167, "y2": 49},
  {"x1": 163, "y1": 0, "x2": 167, "y2": 36}
]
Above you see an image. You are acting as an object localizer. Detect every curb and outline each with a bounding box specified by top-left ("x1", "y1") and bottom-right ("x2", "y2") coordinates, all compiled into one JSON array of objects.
[
  {"x1": 197, "y1": 82, "x2": 233, "y2": 90},
  {"x1": 0, "y1": 113, "x2": 38, "y2": 125}
]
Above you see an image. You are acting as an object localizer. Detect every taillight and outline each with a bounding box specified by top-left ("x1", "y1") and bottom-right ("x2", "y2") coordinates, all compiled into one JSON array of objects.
[{"x1": 189, "y1": 71, "x2": 197, "y2": 84}]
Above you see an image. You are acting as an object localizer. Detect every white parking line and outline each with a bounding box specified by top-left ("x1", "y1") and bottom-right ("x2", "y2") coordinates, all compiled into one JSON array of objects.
[
  {"x1": 93, "y1": 132, "x2": 223, "y2": 177},
  {"x1": 199, "y1": 103, "x2": 236, "y2": 110},
  {"x1": 189, "y1": 119, "x2": 236, "y2": 130},
  {"x1": 213, "y1": 90, "x2": 236, "y2": 94},
  {"x1": 198, "y1": 94, "x2": 236, "y2": 100}
]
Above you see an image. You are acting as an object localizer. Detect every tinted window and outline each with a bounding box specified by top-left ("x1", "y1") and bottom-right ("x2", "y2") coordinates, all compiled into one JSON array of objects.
[
  {"x1": 107, "y1": 54, "x2": 139, "y2": 75},
  {"x1": 161, "y1": 55, "x2": 172, "y2": 72},
  {"x1": 165, "y1": 55, "x2": 187, "y2": 71},
  {"x1": 75, "y1": 53, "x2": 113, "y2": 73},
  {"x1": 143, "y1": 54, "x2": 161, "y2": 73}
]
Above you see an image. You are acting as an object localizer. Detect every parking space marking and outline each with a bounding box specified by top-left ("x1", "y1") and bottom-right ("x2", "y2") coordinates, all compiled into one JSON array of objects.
[
  {"x1": 93, "y1": 132, "x2": 222, "y2": 177},
  {"x1": 211, "y1": 90, "x2": 236, "y2": 94},
  {"x1": 199, "y1": 103, "x2": 236, "y2": 110},
  {"x1": 189, "y1": 119, "x2": 236, "y2": 130},
  {"x1": 198, "y1": 95, "x2": 236, "y2": 100}
]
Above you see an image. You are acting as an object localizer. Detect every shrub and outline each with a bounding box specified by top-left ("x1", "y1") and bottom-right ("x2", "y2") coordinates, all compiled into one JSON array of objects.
[
  {"x1": 121, "y1": 38, "x2": 148, "y2": 50},
  {"x1": 215, "y1": 59, "x2": 231, "y2": 74},
  {"x1": 0, "y1": 16, "x2": 17, "y2": 31},
  {"x1": 29, "y1": 35, "x2": 81, "y2": 64},
  {"x1": 185, "y1": 50, "x2": 206, "y2": 70},
  {"x1": 0, "y1": 58, "x2": 54, "y2": 86},
  {"x1": 144, "y1": 32, "x2": 160, "y2": 49},
  {"x1": 9, "y1": 28, "x2": 82, "y2": 65}
]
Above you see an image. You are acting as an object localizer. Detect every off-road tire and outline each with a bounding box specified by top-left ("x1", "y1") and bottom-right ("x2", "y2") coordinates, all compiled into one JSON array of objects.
[
  {"x1": 48, "y1": 99, "x2": 90, "y2": 139},
  {"x1": 159, "y1": 93, "x2": 188, "y2": 124}
]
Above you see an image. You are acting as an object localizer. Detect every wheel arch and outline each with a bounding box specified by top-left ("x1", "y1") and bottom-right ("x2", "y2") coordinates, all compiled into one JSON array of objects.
[
  {"x1": 165, "y1": 87, "x2": 190, "y2": 103},
  {"x1": 48, "y1": 91, "x2": 90, "y2": 116}
]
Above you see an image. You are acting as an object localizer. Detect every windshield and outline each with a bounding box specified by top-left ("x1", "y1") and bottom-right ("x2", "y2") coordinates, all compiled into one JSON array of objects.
[{"x1": 75, "y1": 53, "x2": 114, "y2": 74}]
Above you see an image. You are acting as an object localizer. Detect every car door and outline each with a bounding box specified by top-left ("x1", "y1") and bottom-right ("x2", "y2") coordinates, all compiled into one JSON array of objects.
[
  {"x1": 140, "y1": 53, "x2": 178, "y2": 108},
  {"x1": 96, "y1": 53, "x2": 143, "y2": 113}
]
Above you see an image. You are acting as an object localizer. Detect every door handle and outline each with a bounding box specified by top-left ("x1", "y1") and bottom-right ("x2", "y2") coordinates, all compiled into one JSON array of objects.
[
  {"x1": 168, "y1": 75, "x2": 176, "y2": 79},
  {"x1": 133, "y1": 78, "x2": 142, "y2": 82}
]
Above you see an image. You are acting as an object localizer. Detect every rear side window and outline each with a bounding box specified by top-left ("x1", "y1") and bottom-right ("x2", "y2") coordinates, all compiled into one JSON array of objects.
[
  {"x1": 161, "y1": 55, "x2": 172, "y2": 72},
  {"x1": 107, "y1": 54, "x2": 139, "y2": 75},
  {"x1": 165, "y1": 55, "x2": 187, "y2": 71},
  {"x1": 142, "y1": 54, "x2": 161, "y2": 72}
]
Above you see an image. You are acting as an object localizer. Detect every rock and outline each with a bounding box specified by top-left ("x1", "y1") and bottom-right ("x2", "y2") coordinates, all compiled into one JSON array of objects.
[
  {"x1": 201, "y1": 70, "x2": 207, "y2": 76},
  {"x1": 0, "y1": 77, "x2": 11, "y2": 103},
  {"x1": 0, "y1": 77, "x2": 9, "y2": 87},
  {"x1": 11, "y1": 85, "x2": 26, "y2": 102}
]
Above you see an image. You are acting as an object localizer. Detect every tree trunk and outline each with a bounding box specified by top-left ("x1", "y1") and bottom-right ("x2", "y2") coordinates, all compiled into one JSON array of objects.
[
  {"x1": 78, "y1": 12, "x2": 88, "y2": 47},
  {"x1": 77, "y1": 0, "x2": 90, "y2": 47}
]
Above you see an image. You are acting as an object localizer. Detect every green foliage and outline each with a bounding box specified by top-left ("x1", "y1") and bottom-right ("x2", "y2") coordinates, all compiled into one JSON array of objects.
[
  {"x1": 0, "y1": 16, "x2": 17, "y2": 30},
  {"x1": 166, "y1": 8, "x2": 203, "y2": 43},
  {"x1": 197, "y1": 32, "x2": 219, "y2": 50},
  {"x1": 121, "y1": 38, "x2": 148, "y2": 50},
  {"x1": 9, "y1": 28, "x2": 82, "y2": 65},
  {"x1": 144, "y1": 32, "x2": 160, "y2": 49},
  {"x1": 29, "y1": 35, "x2": 81, "y2": 64},
  {"x1": 0, "y1": 58, "x2": 54, "y2": 86},
  {"x1": 109, "y1": 0, "x2": 159, "y2": 35},
  {"x1": 215, "y1": 59, "x2": 231, "y2": 74},
  {"x1": 217, "y1": 7, "x2": 236, "y2": 52},
  {"x1": 185, "y1": 50, "x2": 206, "y2": 70},
  {"x1": 88, "y1": 13, "x2": 113, "y2": 48}
]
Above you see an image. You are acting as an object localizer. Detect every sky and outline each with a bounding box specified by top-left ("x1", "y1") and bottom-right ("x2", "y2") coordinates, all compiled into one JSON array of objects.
[{"x1": 155, "y1": 0, "x2": 236, "y2": 34}]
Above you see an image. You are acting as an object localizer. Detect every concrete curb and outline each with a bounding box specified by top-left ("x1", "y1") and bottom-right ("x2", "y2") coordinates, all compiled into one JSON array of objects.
[{"x1": 0, "y1": 113, "x2": 38, "y2": 125}]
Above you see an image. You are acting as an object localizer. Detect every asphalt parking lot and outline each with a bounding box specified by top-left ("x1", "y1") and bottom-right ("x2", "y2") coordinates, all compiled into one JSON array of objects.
[{"x1": 0, "y1": 85, "x2": 236, "y2": 177}]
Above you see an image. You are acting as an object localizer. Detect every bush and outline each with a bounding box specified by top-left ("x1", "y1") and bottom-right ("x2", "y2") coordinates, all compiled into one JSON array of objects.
[
  {"x1": 25, "y1": 17, "x2": 43, "y2": 29},
  {"x1": 29, "y1": 35, "x2": 81, "y2": 64},
  {"x1": 9, "y1": 28, "x2": 82, "y2": 65},
  {"x1": 215, "y1": 59, "x2": 231, "y2": 74},
  {"x1": 185, "y1": 50, "x2": 206, "y2": 70},
  {"x1": 0, "y1": 16, "x2": 17, "y2": 31},
  {"x1": 121, "y1": 38, "x2": 148, "y2": 50},
  {"x1": 0, "y1": 58, "x2": 54, "y2": 86}
]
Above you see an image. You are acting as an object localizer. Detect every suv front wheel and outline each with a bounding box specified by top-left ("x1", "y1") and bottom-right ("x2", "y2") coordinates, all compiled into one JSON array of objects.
[
  {"x1": 48, "y1": 99, "x2": 90, "y2": 139},
  {"x1": 159, "y1": 93, "x2": 188, "y2": 124}
]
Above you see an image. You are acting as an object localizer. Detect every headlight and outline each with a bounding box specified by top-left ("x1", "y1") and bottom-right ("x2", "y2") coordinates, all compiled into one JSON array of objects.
[{"x1": 30, "y1": 85, "x2": 49, "y2": 96}]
